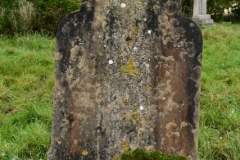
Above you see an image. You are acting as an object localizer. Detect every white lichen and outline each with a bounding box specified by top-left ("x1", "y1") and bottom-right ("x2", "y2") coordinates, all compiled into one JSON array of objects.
[
  {"x1": 120, "y1": 3, "x2": 126, "y2": 8},
  {"x1": 108, "y1": 60, "x2": 114, "y2": 64}
]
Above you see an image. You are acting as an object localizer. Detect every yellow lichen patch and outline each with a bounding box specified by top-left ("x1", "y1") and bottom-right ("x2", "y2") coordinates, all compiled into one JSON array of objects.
[
  {"x1": 113, "y1": 153, "x2": 120, "y2": 160},
  {"x1": 121, "y1": 140, "x2": 131, "y2": 153},
  {"x1": 118, "y1": 54, "x2": 124, "y2": 60},
  {"x1": 145, "y1": 87, "x2": 151, "y2": 93},
  {"x1": 121, "y1": 57, "x2": 141, "y2": 76},
  {"x1": 122, "y1": 103, "x2": 142, "y2": 125},
  {"x1": 131, "y1": 111, "x2": 141, "y2": 126},
  {"x1": 131, "y1": 26, "x2": 139, "y2": 36},
  {"x1": 120, "y1": 97, "x2": 128, "y2": 105},
  {"x1": 131, "y1": 104, "x2": 142, "y2": 125},
  {"x1": 82, "y1": 150, "x2": 88, "y2": 156},
  {"x1": 133, "y1": 103, "x2": 138, "y2": 110}
]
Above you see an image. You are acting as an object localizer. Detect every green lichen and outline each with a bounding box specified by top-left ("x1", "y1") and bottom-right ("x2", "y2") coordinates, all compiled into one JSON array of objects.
[
  {"x1": 121, "y1": 57, "x2": 141, "y2": 76},
  {"x1": 121, "y1": 148, "x2": 187, "y2": 160}
]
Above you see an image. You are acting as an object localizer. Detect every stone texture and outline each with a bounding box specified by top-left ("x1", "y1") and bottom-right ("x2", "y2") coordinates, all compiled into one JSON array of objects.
[{"x1": 48, "y1": 0, "x2": 202, "y2": 160}]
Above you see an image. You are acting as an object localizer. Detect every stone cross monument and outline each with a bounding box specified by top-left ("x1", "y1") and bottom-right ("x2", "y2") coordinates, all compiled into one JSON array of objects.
[
  {"x1": 48, "y1": 0, "x2": 202, "y2": 160},
  {"x1": 193, "y1": 0, "x2": 214, "y2": 25}
]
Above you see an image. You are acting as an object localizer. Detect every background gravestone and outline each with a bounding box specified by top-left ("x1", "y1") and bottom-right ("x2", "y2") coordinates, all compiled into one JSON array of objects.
[{"x1": 48, "y1": 0, "x2": 202, "y2": 160}]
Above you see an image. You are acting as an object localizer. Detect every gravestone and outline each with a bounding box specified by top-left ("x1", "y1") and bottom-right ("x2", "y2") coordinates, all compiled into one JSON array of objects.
[
  {"x1": 48, "y1": 0, "x2": 202, "y2": 160},
  {"x1": 192, "y1": 0, "x2": 214, "y2": 25}
]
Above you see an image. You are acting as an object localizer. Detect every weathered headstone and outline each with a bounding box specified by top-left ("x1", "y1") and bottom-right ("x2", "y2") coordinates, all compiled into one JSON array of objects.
[
  {"x1": 48, "y1": 0, "x2": 202, "y2": 160},
  {"x1": 193, "y1": 0, "x2": 214, "y2": 25}
]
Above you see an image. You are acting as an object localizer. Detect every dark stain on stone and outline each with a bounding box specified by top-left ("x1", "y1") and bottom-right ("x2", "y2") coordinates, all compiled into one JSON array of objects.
[
  {"x1": 105, "y1": 9, "x2": 116, "y2": 38},
  {"x1": 67, "y1": 112, "x2": 75, "y2": 125},
  {"x1": 146, "y1": 1, "x2": 160, "y2": 35},
  {"x1": 80, "y1": 3, "x2": 88, "y2": 13},
  {"x1": 56, "y1": 4, "x2": 96, "y2": 73},
  {"x1": 179, "y1": 17, "x2": 202, "y2": 129}
]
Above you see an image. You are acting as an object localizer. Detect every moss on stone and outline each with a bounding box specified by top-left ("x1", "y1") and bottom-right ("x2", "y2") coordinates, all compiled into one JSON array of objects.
[
  {"x1": 121, "y1": 148, "x2": 187, "y2": 160},
  {"x1": 125, "y1": 27, "x2": 138, "y2": 45},
  {"x1": 125, "y1": 35, "x2": 133, "y2": 45},
  {"x1": 121, "y1": 57, "x2": 141, "y2": 76}
]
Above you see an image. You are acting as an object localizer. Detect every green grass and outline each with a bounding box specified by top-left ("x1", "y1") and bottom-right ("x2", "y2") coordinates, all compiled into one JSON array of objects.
[
  {"x1": 0, "y1": 34, "x2": 55, "y2": 160},
  {"x1": 0, "y1": 24, "x2": 240, "y2": 160},
  {"x1": 199, "y1": 24, "x2": 240, "y2": 160}
]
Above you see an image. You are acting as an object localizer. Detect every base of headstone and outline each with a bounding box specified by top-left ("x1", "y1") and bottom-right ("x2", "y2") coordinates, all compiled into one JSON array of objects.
[{"x1": 193, "y1": 14, "x2": 214, "y2": 26}]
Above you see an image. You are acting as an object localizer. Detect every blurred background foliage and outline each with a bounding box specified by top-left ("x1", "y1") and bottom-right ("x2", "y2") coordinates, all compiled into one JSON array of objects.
[
  {"x1": 0, "y1": 0, "x2": 80, "y2": 35},
  {"x1": 181, "y1": 0, "x2": 240, "y2": 23},
  {"x1": 1, "y1": 0, "x2": 240, "y2": 34}
]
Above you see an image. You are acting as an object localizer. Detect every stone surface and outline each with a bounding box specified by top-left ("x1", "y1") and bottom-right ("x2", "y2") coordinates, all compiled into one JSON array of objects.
[{"x1": 48, "y1": 0, "x2": 202, "y2": 160}]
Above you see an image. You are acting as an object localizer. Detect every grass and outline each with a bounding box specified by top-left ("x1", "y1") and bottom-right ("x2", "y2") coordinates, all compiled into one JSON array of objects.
[
  {"x1": 0, "y1": 33, "x2": 55, "y2": 160},
  {"x1": 0, "y1": 24, "x2": 240, "y2": 159},
  {"x1": 199, "y1": 23, "x2": 240, "y2": 159}
]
